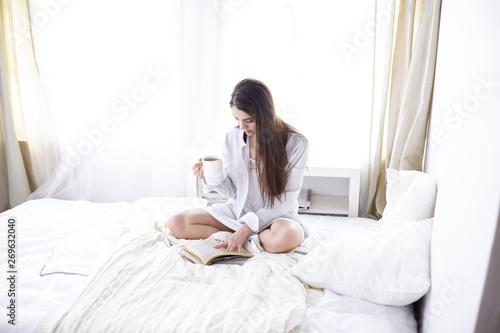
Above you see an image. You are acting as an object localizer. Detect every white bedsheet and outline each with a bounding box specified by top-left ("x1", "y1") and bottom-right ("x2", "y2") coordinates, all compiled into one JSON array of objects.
[
  {"x1": 301, "y1": 290, "x2": 417, "y2": 333},
  {"x1": 0, "y1": 199, "x2": 131, "y2": 333},
  {"x1": 0, "y1": 198, "x2": 417, "y2": 333},
  {"x1": 37, "y1": 228, "x2": 308, "y2": 332}
]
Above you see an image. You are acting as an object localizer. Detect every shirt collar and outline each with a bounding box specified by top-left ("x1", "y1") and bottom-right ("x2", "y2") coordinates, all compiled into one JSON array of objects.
[
  {"x1": 239, "y1": 128, "x2": 248, "y2": 149},
  {"x1": 239, "y1": 129, "x2": 250, "y2": 167}
]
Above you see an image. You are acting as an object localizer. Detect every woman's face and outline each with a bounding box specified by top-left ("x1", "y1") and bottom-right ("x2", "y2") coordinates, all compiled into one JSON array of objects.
[{"x1": 232, "y1": 106, "x2": 257, "y2": 137}]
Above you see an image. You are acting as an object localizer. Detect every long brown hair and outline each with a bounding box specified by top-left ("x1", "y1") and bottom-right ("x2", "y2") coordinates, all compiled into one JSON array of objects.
[{"x1": 229, "y1": 78, "x2": 306, "y2": 208}]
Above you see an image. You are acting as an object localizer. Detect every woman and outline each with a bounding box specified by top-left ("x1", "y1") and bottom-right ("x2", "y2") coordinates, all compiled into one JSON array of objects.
[{"x1": 168, "y1": 78, "x2": 308, "y2": 253}]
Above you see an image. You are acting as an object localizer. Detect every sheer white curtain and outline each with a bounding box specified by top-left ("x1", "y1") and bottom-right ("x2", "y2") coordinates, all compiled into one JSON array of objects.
[
  {"x1": 0, "y1": 0, "x2": 57, "y2": 211},
  {"x1": 29, "y1": 0, "x2": 228, "y2": 202},
  {"x1": 28, "y1": 0, "x2": 375, "y2": 203}
]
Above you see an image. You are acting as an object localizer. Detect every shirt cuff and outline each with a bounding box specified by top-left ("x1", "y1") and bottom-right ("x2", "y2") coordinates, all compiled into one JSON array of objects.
[
  {"x1": 238, "y1": 212, "x2": 260, "y2": 233},
  {"x1": 202, "y1": 178, "x2": 223, "y2": 195},
  {"x1": 201, "y1": 179, "x2": 212, "y2": 194}
]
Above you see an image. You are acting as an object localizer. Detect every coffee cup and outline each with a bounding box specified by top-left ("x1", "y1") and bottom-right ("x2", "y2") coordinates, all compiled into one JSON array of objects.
[{"x1": 202, "y1": 156, "x2": 223, "y2": 186}]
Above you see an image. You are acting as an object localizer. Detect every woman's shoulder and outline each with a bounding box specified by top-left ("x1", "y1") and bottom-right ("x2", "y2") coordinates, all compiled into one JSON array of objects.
[
  {"x1": 287, "y1": 131, "x2": 308, "y2": 148},
  {"x1": 224, "y1": 127, "x2": 245, "y2": 145},
  {"x1": 227, "y1": 127, "x2": 243, "y2": 136},
  {"x1": 286, "y1": 131, "x2": 308, "y2": 158},
  {"x1": 226, "y1": 127, "x2": 243, "y2": 139}
]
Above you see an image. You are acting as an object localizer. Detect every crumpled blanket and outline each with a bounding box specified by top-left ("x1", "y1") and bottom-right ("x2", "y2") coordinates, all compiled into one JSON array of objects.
[{"x1": 36, "y1": 199, "x2": 319, "y2": 333}]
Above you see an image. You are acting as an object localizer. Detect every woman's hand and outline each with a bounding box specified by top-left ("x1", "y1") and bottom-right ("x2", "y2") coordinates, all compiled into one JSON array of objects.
[
  {"x1": 192, "y1": 158, "x2": 204, "y2": 179},
  {"x1": 214, "y1": 224, "x2": 253, "y2": 253}
]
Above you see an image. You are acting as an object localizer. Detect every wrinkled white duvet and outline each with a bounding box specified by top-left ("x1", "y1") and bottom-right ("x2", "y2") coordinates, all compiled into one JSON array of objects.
[{"x1": 36, "y1": 219, "x2": 309, "y2": 333}]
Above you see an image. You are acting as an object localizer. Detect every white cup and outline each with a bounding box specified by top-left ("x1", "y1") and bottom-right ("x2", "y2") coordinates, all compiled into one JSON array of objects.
[{"x1": 202, "y1": 156, "x2": 223, "y2": 186}]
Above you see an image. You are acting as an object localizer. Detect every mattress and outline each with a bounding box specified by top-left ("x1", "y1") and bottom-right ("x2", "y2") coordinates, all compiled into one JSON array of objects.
[{"x1": 0, "y1": 198, "x2": 417, "y2": 332}]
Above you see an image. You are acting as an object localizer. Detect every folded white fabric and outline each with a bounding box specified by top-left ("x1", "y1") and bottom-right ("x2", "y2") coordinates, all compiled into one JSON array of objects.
[
  {"x1": 291, "y1": 218, "x2": 433, "y2": 306},
  {"x1": 40, "y1": 232, "x2": 116, "y2": 276}
]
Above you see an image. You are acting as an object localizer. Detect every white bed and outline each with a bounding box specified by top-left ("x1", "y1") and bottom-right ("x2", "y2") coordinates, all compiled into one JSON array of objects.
[{"x1": 0, "y1": 191, "x2": 427, "y2": 332}]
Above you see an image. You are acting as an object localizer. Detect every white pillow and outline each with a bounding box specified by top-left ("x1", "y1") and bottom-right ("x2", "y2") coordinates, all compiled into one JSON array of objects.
[
  {"x1": 291, "y1": 218, "x2": 432, "y2": 306},
  {"x1": 383, "y1": 168, "x2": 436, "y2": 228}
]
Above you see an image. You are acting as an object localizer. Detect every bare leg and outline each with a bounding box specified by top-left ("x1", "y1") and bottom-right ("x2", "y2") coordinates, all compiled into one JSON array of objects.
[
  {"x1": 258, "y1": 219, "x2": 302, "y2": 253},
  {"x1": 167, "y1": 208, "x2": 233, "y2": 239}
]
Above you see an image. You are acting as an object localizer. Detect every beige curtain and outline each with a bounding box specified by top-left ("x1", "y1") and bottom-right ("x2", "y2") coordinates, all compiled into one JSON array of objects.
[
  {"x1": 361, "y1": 0, "x2": 441, "y2": 218},
  {"x1": 0, "y1": 0, "x2": 57, "y2": 212}
]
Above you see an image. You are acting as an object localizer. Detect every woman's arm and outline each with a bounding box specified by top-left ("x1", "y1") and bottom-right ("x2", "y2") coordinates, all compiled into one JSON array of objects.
[
  {"x1": 202, "y1": 132, "x2": 237, "y2": 199},
  {"x1": 213, "y1": 223, "x2": 253, "y2": 253}
]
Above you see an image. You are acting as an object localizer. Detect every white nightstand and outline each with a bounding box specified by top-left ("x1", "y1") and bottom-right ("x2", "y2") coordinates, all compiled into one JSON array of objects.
[
  {"x1": 194, "y1": 166, "x2": 361, "y2": 217},
  {"x1": 300, "y1": 167, "x2": 360, "y2": 217}
]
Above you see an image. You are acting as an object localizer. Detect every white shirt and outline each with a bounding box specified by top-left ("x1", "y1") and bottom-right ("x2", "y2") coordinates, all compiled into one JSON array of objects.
[
  {"x1": 204, "y1": 127, "x2": 309, "y2": 235},
  {"x1": 243, "y1": 159, "x2": 262, "y2": 213}
]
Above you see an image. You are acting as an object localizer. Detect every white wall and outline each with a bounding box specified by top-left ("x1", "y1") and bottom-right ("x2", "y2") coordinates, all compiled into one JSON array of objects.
[{"x1": 421, "y1": 1, "x2": 500, "y2": 332}]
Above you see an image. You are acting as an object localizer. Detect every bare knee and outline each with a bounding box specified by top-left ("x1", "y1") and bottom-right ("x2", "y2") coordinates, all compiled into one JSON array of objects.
[
  {"x1": 261, "y1": 228, "x2": 302, "y2": 253},
  {"x1": 167, "y1": 213, "x2": 187, "y2": 238},
  {"x1": 280, "y1": 231, "x2": 302, "y2": 250}
]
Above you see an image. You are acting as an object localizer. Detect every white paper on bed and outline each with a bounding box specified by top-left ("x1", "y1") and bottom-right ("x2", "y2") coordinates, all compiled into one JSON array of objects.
[
  {"x1": 40, "y1": 229, "x2": 126, "y2": 276},
  {"x1": 36, "y1": 222, "x2": 308, "y2": 333}
]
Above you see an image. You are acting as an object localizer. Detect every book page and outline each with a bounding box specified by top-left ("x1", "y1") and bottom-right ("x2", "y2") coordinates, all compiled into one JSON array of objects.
[{"x1": 185, "y1": 238, "x2": 226, "y2": 262}]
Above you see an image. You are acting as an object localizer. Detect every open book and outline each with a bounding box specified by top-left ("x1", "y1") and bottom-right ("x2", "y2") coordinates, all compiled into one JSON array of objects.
[{"x1": 179, "y1": 237, "x2": 253, "y2": 265}]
